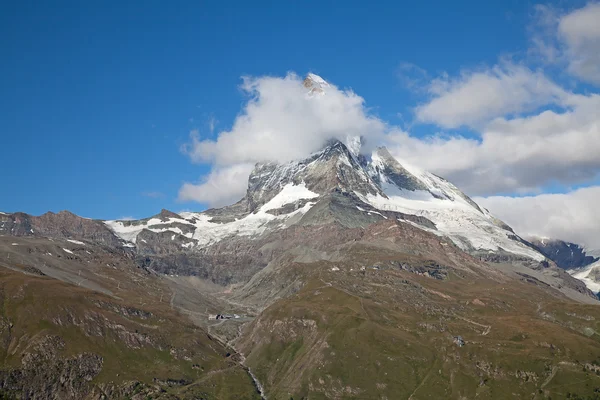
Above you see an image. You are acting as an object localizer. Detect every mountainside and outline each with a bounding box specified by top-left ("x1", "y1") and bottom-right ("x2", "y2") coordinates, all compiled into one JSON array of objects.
[
  {"x1": 2, "y1": 74, "x2": 600, "y2": 399},
  {"x1": 104, "y1": 139, "x2": 544, "y2": 264},
  {"x1": 0, "y1": 236, "x2": 261, "y2": 399}
]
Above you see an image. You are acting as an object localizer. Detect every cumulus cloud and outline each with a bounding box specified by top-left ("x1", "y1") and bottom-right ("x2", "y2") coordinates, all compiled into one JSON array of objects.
[
  {"x1": 178, "y1": 164, "x2": 254, "y2": 207},
  {"x1": 558, "y1": 2, "x2": 600, "y2": 84},
  {"x1": 182, "y1": 73, "x2": 386, "y2": 166},
  {"x1": 476, "y1": 186, "x2": 600, "y2": 250},
  {"x1": 179, "y1": 66, "x2": 600, "y2": 205},
  {"x1": 528, "y1": 2, "x2": 600, "y2": 84},
  {"x1": 414, "y1": 63, "x2": 569, "y2": 129},
  {"x1": 389, "y1": 93, "x2": 600, "y2": 195},
  {"x1": 179, "y1": 73, "x2": 391, "y2": 206}
]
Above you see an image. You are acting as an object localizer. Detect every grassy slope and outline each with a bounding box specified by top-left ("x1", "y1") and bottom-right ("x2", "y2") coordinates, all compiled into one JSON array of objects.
[
  {"x1": 238, "y1": 261, "x2": 600, "y2": 400},
  {"x1": 0, "y1": 266, "x2": 260, "y2": 399}
]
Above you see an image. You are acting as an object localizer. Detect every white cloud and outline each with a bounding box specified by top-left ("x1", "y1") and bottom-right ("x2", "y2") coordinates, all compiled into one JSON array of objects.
[
  {"x1": 527, "y1": 4, "x2": 561, "y2": 63},
  {"x1": 558, "y1": 2, "x2": 600, "y2": 84},
  {"x1": 178, "y1": 164, "x2": 254, "y2": 207},
  {"x1": 182, "y1": 73, "x2": 386, "y2": 166},
  {"x1": 179, "y1": 67, "x2": 600, "y2": 205},
  {"x1": 179, "y1": 73, "x2": 391, "y2": 206},
  {"x1": 476, "y1": 186, "x2": 600, "y2": 250},
  {"x1": 414, "y1": 63, "x2": 569, "y2": 129},
  {"x1": 389, "y1": 92, "x2": 600, "y2": 195}
]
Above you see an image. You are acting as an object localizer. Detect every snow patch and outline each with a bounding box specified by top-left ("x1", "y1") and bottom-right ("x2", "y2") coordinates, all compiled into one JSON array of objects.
[
  {"x1": 307, "y1": 73, "x2": 329, "y2": 87},
  {"x1": 62, "y1": 248, "x2": 74, "y2": 254},
  {"x1": 360, "y1": 149, "x2": 545, "y2": 261},
  {"x1": 104, "y1": 216, "x2": 196, "y2": 245},
  {"x1": 260, "y1": 182, "x2": 319, "y2": 212},
  {"x1": 179, "y1": 198, "x2": 317, "y2": 247},
  {"x1": 67, "y1": 239, "x2": 85, "y2": 245},
  {"x1": 570, "y1": 261, "x2": 600, "y2": 293}
]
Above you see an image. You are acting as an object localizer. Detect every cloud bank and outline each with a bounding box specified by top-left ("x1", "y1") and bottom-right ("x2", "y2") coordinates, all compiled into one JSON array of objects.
[{"x1": 476, "y1": 186, "x2": 600, "y2": 250}]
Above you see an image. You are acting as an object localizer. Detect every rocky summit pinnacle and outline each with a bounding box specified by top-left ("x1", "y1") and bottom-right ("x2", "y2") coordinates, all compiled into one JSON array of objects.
[{"x1": 303, "y1": 72, "x2": 329, "y2": 95}]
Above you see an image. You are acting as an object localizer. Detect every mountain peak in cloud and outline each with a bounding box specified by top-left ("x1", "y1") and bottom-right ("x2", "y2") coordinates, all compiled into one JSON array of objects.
[{"x1": 303, "y1": 72, "x2": 330, "y2": 96}]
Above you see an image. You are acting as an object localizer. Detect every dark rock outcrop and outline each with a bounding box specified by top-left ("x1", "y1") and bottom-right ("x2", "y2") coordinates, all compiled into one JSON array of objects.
[{"x1": 529, "y1": 238, "x2": 598, "y2": 269}]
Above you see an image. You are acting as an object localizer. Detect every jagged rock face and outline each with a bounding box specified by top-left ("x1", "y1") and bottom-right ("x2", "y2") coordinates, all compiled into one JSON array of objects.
[
  {"x1": 136, "y1": 229, "x2": 195, "y2": 255},
  {"x1": 368, "y1": 147, "x2": 429, "y2": 192},
  {"x1": 0, "y1": 334, "x2": 103, "y2": 400},
  {"x1": 0, "y1": 211, "x2": 122, "y2": 247},
  {"x1": 155, "y1": 208, "x2": 184, "y2": 221},
  {"x1": 303, "y1": 72, "x2": 329, "y2": 96},
  {"x1": 245, "y1": 140, "x2": 380, "y2": 213},
  {"x1": 529, "y1": 238, "x2": 599, "y2": 269}
]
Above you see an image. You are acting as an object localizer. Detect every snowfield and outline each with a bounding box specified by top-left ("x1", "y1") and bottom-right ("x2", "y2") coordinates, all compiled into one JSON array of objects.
[
  {"x1": 355, "y1": 151, "x2": 545, "y2": 261},
  {"x1": 105, "y1": 182, "x2": 319, "y2": 247},
  {"x1": 570, "y1": 260, "x2": 600, "y2": 293}
]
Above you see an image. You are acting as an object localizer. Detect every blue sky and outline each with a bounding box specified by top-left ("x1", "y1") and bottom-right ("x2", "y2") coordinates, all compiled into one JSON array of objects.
[{"x1": 1, "y1": 0, "x2": 599, "y2": 248}]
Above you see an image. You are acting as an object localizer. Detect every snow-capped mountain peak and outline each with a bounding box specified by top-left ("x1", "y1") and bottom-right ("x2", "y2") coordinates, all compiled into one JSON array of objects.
[
  {"x1": 104, "y1": 139, "x2": 545, "y2": 262},
  {"x1": 303, "y1": 73, "x2": 329, "y2": 96}
]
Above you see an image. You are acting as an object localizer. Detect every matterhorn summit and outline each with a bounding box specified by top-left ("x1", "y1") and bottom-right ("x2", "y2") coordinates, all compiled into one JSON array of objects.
[{"x1": 303, "y1": 72, "x2": 330, "y2": 96}]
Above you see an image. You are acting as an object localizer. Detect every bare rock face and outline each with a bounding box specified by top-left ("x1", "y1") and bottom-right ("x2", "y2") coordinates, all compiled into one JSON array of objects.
[
  {"x1": 136, "y1": 229, "x2": 195, "y2": 255},
  {"x1": 244, "y1": 139, "x2": 381, "y2": 213},
  {"x1": 0, "y1": 210, "x2": 122, "y2": 247},
  {"x1": 0, "y1": 335, "x2": 103, "y2": 400},
  {"x1": 155, "y1": 208, "x2": 184, "y2": 222},
  {"x1": 368, "y1": 147, "x2": 429, "y2": 192},
  {"x1": 529, "y1": 237, "x2": 599, "y2": 270}
]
